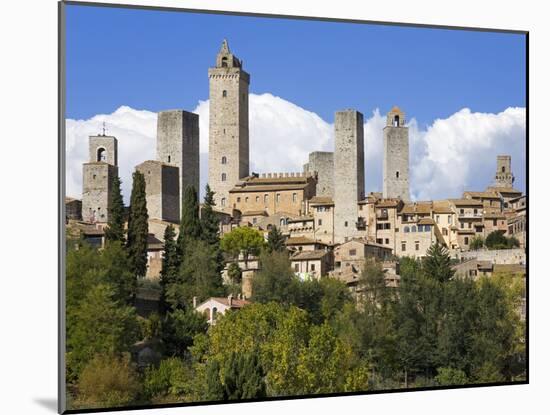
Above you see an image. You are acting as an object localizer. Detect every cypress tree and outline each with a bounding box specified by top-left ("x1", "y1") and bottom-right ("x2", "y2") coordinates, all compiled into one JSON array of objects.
[
  {"x1": 266, "y1": 225, "x2": 286, "y2": 253},
  {"x1": 160, "y1": 224, "x2": 178, "y2": 314},
  {"x1": 177, "y1": 185, "x2": 200, "y2": 257},
  {"x1": 423, "y1": 242, "x2": 454, "y2": 283},
  {"x1": 200, "y1": 184, "x2": 220, "y2": 246},
  {"x1": 126, "y1": 170, "x2": 149, "y2": 278},
  {"x1": 104, "y1": 175, "x2": 126, "y2": 244}
]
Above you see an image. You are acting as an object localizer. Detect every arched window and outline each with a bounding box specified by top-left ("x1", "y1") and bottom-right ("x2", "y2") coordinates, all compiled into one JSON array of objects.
[
  {"x1": 222, "y1": 90, "x2": 227, "y2": 97},
  {"x1": 417, "y1": 225, "x2": 423, "y2": 232},
  {"x1": 221, "y1": 156, "x2": 227, "y2": 164},
  {"x1": 404, "y1": 226, "x2": 410, "y2": 233},
  {"x1": 221, "y1": 198, "x2": 226, "y2": 207},
  {"x1": 167, "y1": 155, "x2": 171, "y2": 163},
  {"x1": 221, "y1": 57, "x2": 228, "y2": 67},
  {"x1": 221, "y1": 173, "x2": 227, "y2": 181},
  {"x1": 502, "y1": 166, "x2": 506, "y2": 173},
  {"x1": 97, "y1": 147, "x2": 106, "y2": 162},
  {"x1": 396, "y1": 171, "x2": 400, "y2": 179},
  {"x1": 280, "y1": 218, "x2": 286, "y2": 227},
  {"x1": 212, "y1": 307, "x2": 218, "y2": 321},
  {"x1": 394, "y1": 115, "x2": 400, "y2": 127},
  {"x1": 411, "y1": 225, "x2": 417, "y2": 232}
]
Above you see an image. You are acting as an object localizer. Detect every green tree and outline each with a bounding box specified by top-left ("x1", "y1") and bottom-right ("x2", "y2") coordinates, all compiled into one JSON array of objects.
[
  {"x1": 435, "y1": 367, "x2": 469, "y2": 386},
  {"x1": 143, "y1": 357, "x2": 190, "y2": 402},
  {"x1": 423, "y1": 242, "x2": 454, "y2": 283},
  {"x1": 251, "y1": 250, "x2": 296, "y2": 305},
  {"x1": 126, "y1": 170, "x2": 149, "y2": 278},
  {"x1": 200, "y1": 184, "x2": 220, "y2": 246},
  {"x1": 66, "y1": 284, "x2": 140, "y2": 381},
  {"x1": 485, "y1": 230, "x2": 508, "y2": 249},
  {"x1": 470, "y1": 235, "x2": 484, "y2": 250},
  {"x1": 178, "y1": 185, "x2": 201, "y2": 257},
  {"x1": 221, "y1": 226, "x2": 265, "y2": 266},
  {"x1": 221, "y1": 351, "x2": 266, "y2": 400},
  {"x1": 104, "y1": 175, "x2": 126, "y2": 244},
  {"x1": 227, "y1": 262, "x2": 242, "y2": 284},
  {"x1": 203, "y1": 359, "x2": 225, "y2": 401},
  {"x1": 160, "y1": 224, "x2": 178, "y2": 313},
  {"x1": 75, "y1": 353, "x2": 140, "y2": 409},
  {"x1": 161, "y1": 308, "x2": 209, "y2": 358},
  {"x1": 266, "y1": 225, "x2": 286, "y2": 253}
]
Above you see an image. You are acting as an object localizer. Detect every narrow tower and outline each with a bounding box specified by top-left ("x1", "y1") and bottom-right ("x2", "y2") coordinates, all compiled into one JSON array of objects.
[
  {"x1": 494, "y1": 155, "x2": 514, "y2": 188},
  {"x1": 334, "y1": 109, "x2": 365, "y2": 243},
  {"x1": 208, "y1": 39, "x2": 250, "y2": 211},
  {"x1": 156, "y1": 109, "x2": 200, "y2": 206},
  {"x1": 82, "y1": 134, "x2": 118, "y2": 223},
  {"x1": 383, "y1": 106, "x2": 410, "y2": 201}
]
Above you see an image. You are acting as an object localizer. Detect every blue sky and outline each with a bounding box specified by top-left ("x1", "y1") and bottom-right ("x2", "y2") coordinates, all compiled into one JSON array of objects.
[
  {"x1": 65, "y1": 5, "x2": 525, "y2": 127},
  {"x1": 64, "y1": 4, "x2": 527, "y2": 201}
]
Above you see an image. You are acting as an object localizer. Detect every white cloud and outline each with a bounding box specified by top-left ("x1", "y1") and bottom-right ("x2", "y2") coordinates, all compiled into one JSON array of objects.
[{"x1": 65, "y1": 95, "x2": 526, "y2": 205}]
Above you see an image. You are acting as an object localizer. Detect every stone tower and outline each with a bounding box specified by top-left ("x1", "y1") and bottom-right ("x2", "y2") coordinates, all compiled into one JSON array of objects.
[
  {"x1": 334, "y1": 110, "x2": 365, "y2": 243},
  {"x1": 383, "y1": 106, "x2": 410, "y2": 202},
  {"x1": 136, "y1": 160, "x2": 180, "y2": 223},
  {"x1": 156, "y1": 110, "x2": 200, "y2": 205},
  {"x1": 303, "y1": 151, "x2": 334, "y2": 198},
  {"x1": 494, "y1": 155, "x2": 515, "y2": 188},
  {"x1": 82, "y1": 135, "x2": 119, "y2": 223},
  {"x1": 208, "y1": 39, "x2": 250, "y2": 211}
]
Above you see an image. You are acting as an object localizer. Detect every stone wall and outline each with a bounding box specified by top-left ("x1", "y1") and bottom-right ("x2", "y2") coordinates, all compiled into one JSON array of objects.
[
  {"x1": 82, "y1": 163, "x2": 118, "y2": 223},
  {"x1": 136, "y1": 160, "x2": 180, "y2": 223},
  {"x1": 156, "y1": 110, "x2": 199, "y2": 204},
  {"x1": 89, "y1": 135, "x2": 118, "y2": 165},
  {"x1": 333, "y1": 109, "x2": 365, "y2": 243},
  {"x1": 457, "y1": 248, "x2": 526, "y2": 264},
  {"x1": 304, "y1": 151, "x2": 334, "y2": 197}
]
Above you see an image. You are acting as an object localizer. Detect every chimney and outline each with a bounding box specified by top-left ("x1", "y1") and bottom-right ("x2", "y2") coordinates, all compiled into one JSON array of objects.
[
  {"x1": 228, "y1": 294, "x2": 233, "y2": 307},
  {"x1": 192, "y1": 296, "x2": 197, "y2": 308}
]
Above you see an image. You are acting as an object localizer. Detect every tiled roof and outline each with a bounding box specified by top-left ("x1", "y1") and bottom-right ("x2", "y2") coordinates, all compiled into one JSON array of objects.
[
  {"x1": 400, "y1": 201, "x2": 432, "y2": 215},
  {"x1": 291, "y1": 249, "x2": 329, "y2": 261},
  {"x1": 203, "y1": 297, "x2": 251, "y2": 308},
  {"x1": 309, "y1": 196, "x2": 334, "y2": 205},
  {"x1": 463, "y1": 191, "x2": 501, "y2": 199},
  {"x1": 285, "y1": 236, "x2": 321, "y2": 245},
  {"x1": 432, "y1": 200, "x2": 454, "y2": 214},
  {"x1": 449, "y1": 199, "x2": 484, "y2": 207},
  {"x1": 418, "y1": 217, "x2": 436, "y2": 225}
]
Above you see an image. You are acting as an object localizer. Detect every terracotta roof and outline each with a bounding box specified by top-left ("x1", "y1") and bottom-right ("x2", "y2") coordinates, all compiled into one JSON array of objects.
[
  {"x1": 463, "y1": 191, "x2": 501, "y2": 199},
  {"x1": 291, "y1": 249, "x2": 329, "y2": 261},
  {"x1": 287, "y1": 216, "x2": 314, "y2": 223},
  {"x1": 486, "y1": 186, "x2": 523, "y2": 195},
  {"x1": 309, "y1": 196, "x2": 334, "y2": 205},
  {"x1": 202, "y1": 297, "x2": 251, "y2": 309},
  {"x1": 376, "y1": 199, "x2": 402, "y2": 208},
  {"x1": 450, "y1": 199, "x2": 484, "y2": 207},
  {"x1": 147, "y1": 234, "x2": 164, "y2": 250},
  {"x1": 418, "y1": 217, "x2": 436, "y2": 225},
  {"x1": 285, "y1": 236, "x2": 320, "y2": 245},
  {"x1": 432, "y1": 200, "x2": 454, "y2": 214},
  {"x1": 400, "y1": 202, "x2": 432, "y2": 215}
]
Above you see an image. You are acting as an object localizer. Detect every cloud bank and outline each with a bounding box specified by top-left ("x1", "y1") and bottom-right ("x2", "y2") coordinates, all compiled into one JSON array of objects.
[{"x1": 66, "y1": 94, "x2": 526, "y2": 204}]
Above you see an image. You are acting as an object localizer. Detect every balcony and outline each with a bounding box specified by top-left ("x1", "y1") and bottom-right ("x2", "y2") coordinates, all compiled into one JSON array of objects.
[
  {"x1": 458, "y1": 212, "x2": 482, "y2": 219},
  {"x1": 356, "y1": 217, "x2": 367, "y2": 230}
]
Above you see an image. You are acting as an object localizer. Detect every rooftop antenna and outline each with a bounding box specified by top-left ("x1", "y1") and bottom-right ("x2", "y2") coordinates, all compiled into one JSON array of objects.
[{"x1": 101, "y1": 121, "x2": 107, "y2": 136}]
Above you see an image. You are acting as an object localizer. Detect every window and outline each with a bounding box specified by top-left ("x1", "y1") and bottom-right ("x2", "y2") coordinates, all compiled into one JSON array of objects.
[
  {"x1": 474, "y1": 208, "x2": 478, "y2": 215},
  {"x1": 384, "y1": 223, "x2": 391, "y2": 230},
  {"x1": 237, "y1": 197, "x2": 241, "y2": 203},
  {"x1": 221, "y1": 198, "x2": 226, "y2": 207},
  {"x1": 376, "y1": 238, "x2": 383, "y2": 244},
  {"x1": 294, "y1": 264, "x2": 299, "y2": 272},
  {"x1": 464, "y1": 237, "x2": 469, "y2": 245},
  {"x1": 221, "y1": 156, "x2": 227, "y2": 164},
  {"x1": 493, "y1": 219, "x2": 497, "y2": 226},
  {"x1": 502, "y1": 166, "x2": 506, "y2": 173},
  {"x1": 92, "y1": 174, "x2": 96, "y2": 180},
  {"x1": 443, "y1": 228, "x2": 448, "y2": 236},
  {"x1": 460, "y1": 209, "x2": 465, "y2": 214},
  {"x1": 461, "y1": 222, "x2": 464, "y2": 229},
  {"x1": 292, "y1": 193, "x2": 297, "y2": 203},
  {"x1": 448, "y1": 215, "x2": 451, "y2": 224},
  {"x1": 344, "y1": 221, "x2": 348, "y2": 227},
  {"x1": 385, "y1": 238, "x2": 390, "y2": 244},
  {"x1": 276, "y1": 193, "x2": 281, "y2": 203},
  {"x1": 264, "y1": 194, "x2": 268, "y2": 205},
  {"x1": 415, "y1": 241, "x2": 420, "y2": 251},
  {"x1": 436, "y1": 215, "x2": 440, "y2": 224},
  {"x1": 221, "y1": 173, "x2": 226, "y2": 181},
  {"x1": 311, "y1": 264, "x2": 316, "y2": 271},
  {"x1": 401, "y1": 242, "x2": 406, "y2": 252},
  {"x1": 212, "y1": 307, "x2": 218, "y2": 321},
  {"x1": 411, "y1": 225, "x2": 417, "y2": 232},
  {"x1": 280, "y1": 218, "x2": 286, "y2": 227},
  {"x1": 394, "y1": 114, "x2": 400, "y2": 127},
  {"x1": 349, "y1": 249, "x2": 357, "y2": 256},
  {"x1": 417, "y1": 225, "x2": 423, "y2": 232},
  {"x1": 404, "y1": 226, "x2": 410, "y2": 233},
  {"x1": 256, "y1": 196, "x2": 259, "y2": 203},
  {"x1": 245, "y1": 197, "x2": 249, "y2": 203},
  {"x1": 167, "y1": 155, "x2": 171, "y2": 163},
  {"x1": 97, "y1": 147, "x2": 106, "y2": 162},
  {"x1": 396, "y1": 171, "x2": 400, "y2": 179},
  {"x1": 222, "y1": 90, "x2": 227, "y2": 97},
  {"x1": 318, "y1": 219, "x2": 322, "y2": 226},
  {"x1": 221, "y1": 57, "x2": 228, "y2": 67},
  {"x1": 252, "y1": 217, "x2": 257, "y2": 224}
]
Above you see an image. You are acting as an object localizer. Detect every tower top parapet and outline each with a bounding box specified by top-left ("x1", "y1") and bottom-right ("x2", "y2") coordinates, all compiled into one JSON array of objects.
[{"x1": 386, "y1": 106, "x2": 406, "y2": 127}]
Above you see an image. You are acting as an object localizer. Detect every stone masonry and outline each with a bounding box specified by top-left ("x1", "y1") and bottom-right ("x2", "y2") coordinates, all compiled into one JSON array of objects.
[
  {"x1": 334, "y1": 110, "x2": 365, "y2": 243},
  {"x1": 82, "y1": 135, "x2": 118, "y2": 223},
  {"x1": 383, "y1": 106, "x2": 410, "y2": 202},
  {"x1": 494, "y1": 155, "x2": 515, "y2": 188},
  {"x1": 156, "y1": 109, "x2": 200, "y2": 206},
  {"x1": 208, "y1": 39, "x2": 250, "y2": 211},
  {"x1": 136, "y1": 160, "x2": 180, "y2": 223},
  {"x1": 304, "y1": 151, "x2": 334, "y2": 198}
]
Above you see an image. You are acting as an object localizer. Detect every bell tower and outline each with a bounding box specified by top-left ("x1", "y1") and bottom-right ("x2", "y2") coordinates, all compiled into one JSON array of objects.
[{"x1": 383, "y1": 106, "x2": 410, "y2": 202}]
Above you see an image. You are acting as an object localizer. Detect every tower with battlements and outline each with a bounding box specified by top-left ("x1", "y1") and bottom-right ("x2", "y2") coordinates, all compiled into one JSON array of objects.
[
  {"x1": 383, "y1": 106, "x2": 410, "y2": 202},
  {"x1": 82, "y1": 135, "x2": 119, "y2": 223},
  {"x1": 208, "y1": 39, "x2": 250, "y2": 211},
  {"x1": 334, "y1": 109, "x2": 365, "y2": 243},
  {"x1": 494, "y1": 155, "x2": 515, "y2": 188}
]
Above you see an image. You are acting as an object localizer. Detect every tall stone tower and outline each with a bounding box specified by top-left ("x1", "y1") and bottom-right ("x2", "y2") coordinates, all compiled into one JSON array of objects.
[
  {"x1": 82, "y1": 135, "x2": 118, "y2": 223},
  {"x1": 383, "y1": 106, "x2": 410, "y2": 202},
  {"x1": 136, "y1": 160, "x2": 180, "y2": 223},
  {"x1": 208, "y1": 39, "x2": 250, "y2": 211},
  {"x1": 494, "y1": 155, "x2": 515, "y2": 188},
  {"x1": 156, "y1": 110, "x2": 200, "y2": 205},
  {"x1": 334, "y1": 110, "x2": 365, "y2": 243}
]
